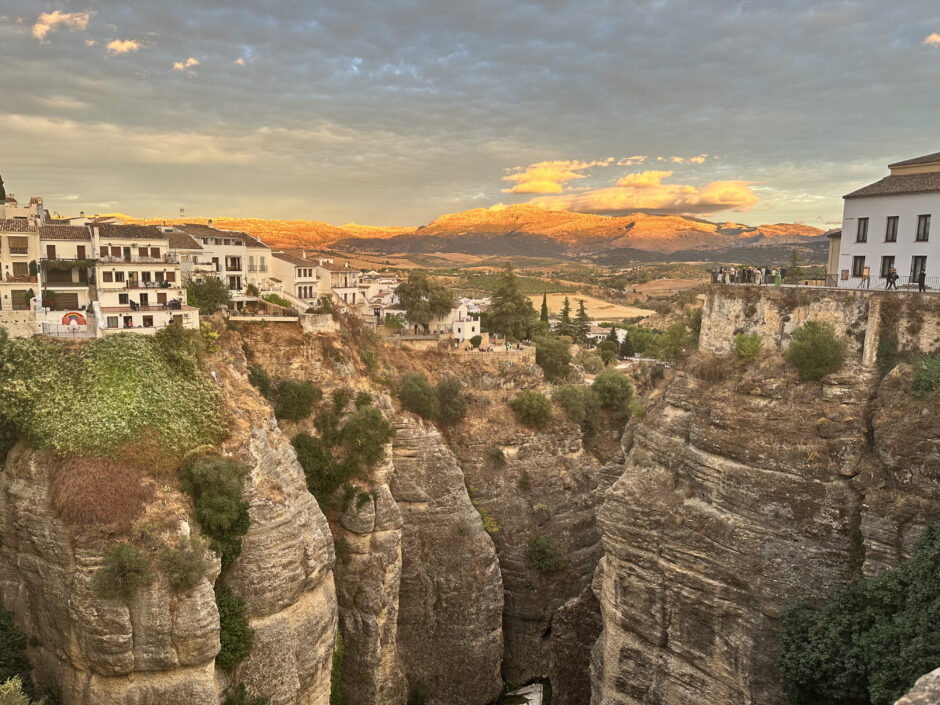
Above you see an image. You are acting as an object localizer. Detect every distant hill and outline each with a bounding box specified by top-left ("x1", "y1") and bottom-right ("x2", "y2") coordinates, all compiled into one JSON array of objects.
[{"x1": 103, "y1": 204, "x2": 826, "y2": 263}]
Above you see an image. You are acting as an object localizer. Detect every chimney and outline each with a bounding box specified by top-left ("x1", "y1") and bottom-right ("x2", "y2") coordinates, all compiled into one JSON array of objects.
[
  {"x1": 80, "y1": 211, "x2": 84, "y2": 218},
  {"x1": 302, "y1": 250, "x2": 306, "y2": 259},
  {"x1": 207, "y1": 218, "x2": 213, "y2": 228}
]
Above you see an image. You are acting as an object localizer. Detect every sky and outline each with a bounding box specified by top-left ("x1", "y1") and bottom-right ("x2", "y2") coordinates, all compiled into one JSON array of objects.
[{"x1": 1, "y1": 1, "x2": 940, "y2": 228}]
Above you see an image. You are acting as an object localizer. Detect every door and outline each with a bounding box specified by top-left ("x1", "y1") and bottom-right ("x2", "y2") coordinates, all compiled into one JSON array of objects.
[
  {"x1": 123, "y1": 247, "x2": 131, "y2": 261},
  {"x1": 157, "y1": 292, "x2": 167, "y2": 304},
  {"x1": 46, "y1": 244, "x2": 56, "y2": 259},
  {"x1": 912, "y1": 256, "x2": 927, "y2": 283},
  {"x1": 139, "y1": 293, "x2": 149, "y2": 307},
  {"x1": 76, "y1": 245, "x2": 86, "y2": 259}
]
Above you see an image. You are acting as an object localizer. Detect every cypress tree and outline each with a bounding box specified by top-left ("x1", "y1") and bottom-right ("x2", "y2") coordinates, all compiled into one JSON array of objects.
[
  {"x1": 0, "y1": 173, "x2": 5, "y2": 201},
  {"x1": 540, "y1": 292, "x2": 549, "y2": 323},
  {"x1": 574, "y1": 299, "x2": 591, "y2": 343},
  {"x1": 619, "y1": 332, "x2": 635, "y2": 358},
  {"x1": 558, "y1": 297, "x2": 572, "y2": 336}
]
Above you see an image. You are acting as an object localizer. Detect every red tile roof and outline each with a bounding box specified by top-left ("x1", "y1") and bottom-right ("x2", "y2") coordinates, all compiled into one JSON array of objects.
[{"x1": 39, "y1": 225, "x2": 92, "y2": 241}]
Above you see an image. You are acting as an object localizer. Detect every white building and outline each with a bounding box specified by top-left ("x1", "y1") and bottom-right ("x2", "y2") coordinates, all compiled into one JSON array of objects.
[
  {"x1": 176, "y1": 222, "x2": 273, "y2": 293},
  {"x1": 836, "y1": 151, "x2": 940, "y2": 288},
  {"x1": 271, "y1": 252, "x2": 321, "y2": 305}
]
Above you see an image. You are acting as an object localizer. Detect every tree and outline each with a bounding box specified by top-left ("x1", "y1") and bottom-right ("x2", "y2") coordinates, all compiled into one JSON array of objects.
[
  {"x1": 509, "y1": 390, "x2": 552, "y2": 428},
  {"x1": 785, "y1": 320, "x2": 846, "y2": 381},
  {"x1": 619, "y1": 332, "x2": 635, "y2": 358},
  {"x1": 557, "y1": 297, "x2": 573, "y2": 337},
  {"x1": 395, "y1": 271, "x2": 453, "y2": 333},
  {"x1": 185, "y1": 275, "x2": 232, "y2": 315},
  {"x1": 539, "y1": 293, "x2": 549, "y2": 323},
  {"x1": 786, "y1": 250, "x2": 802, "y2": 284},
  {"x1": 399, "y1": 373, "x2": 437, "y2": 419},
  {"x1": 535, "y1": 337, "x2": 571, "y2": 382},
  {"x1": 574, "y1": 299, "x2": 591, "y2": 343},
  {"x1": 488, "y1": 262, "x2": 537, "y2": 340},
  {"x1": 606, "y1": 326, "x2": 619, "y2": 344},
  {"x1": 592, "y1": 371, "x2": 634, "y2": 415},
  {"x1": 598, "y1": 340, "x2": 618, "y2": 365},
  {"x1": 0, "y1": 173, "x2": 5, "y2": 201}
]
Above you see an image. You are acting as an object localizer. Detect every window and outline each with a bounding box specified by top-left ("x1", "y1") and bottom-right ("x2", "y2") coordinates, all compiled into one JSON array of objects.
[
  {"x1": 917, "y1": 214, "x2": 931, "y2": 241},
  {"x1": 165, "y1": 271, "x2": 175, "y2": 283},
  {"x1": 114, "y1": 271, "x2": 125, "y2": 283},
  {"x1": 46, "y1": 244, "x2": 56, "y2": 259},
  {"x1": 852, "y1": 256, "x2": 866, "y2": 277},
  {"x1": 12, "y1": 262, "x2": 27, "y2": 277},
  {"x1": 76, "y1": 245, "x2": 86, "y2": 259},
  {"x1": 912, "y1": 256, "x2": 927, "y2": 281},
  {"x1": 884, "y1": 216, "x2": 898, "y2": 242},
  {"x1": 150, "y1": 247, "x2": 160, "y2": 258},
  {"x1": 102, "y1": 271, "x2": 113, "y2": 283},
  {"x1": 139, "y1": 247, "x2": 149, "y2": 258},
  {"x1": 856, "y1": 218, "x2": 868, "y2": 243},
  {"x1": 111, "y1": 246, "x2": 121, "y2": 257},
  {"x1": 8, "y1": 237, "x2": 28, "y2": 254},
  {"x1": 118, "y1": 293, "x2": 129, "y2": 305},
  {"x1": 100, "y1": 245, "x2": 109, "y2": 257},
  {"x1": 880, "y1": 255, "x2": 895, "y2": 278},
  {"x1": 143, "y1": 316, "x2": 153, "y2": 327},
  {"x1": 106, "y1": 316, "x2": 118, "y2": 329}
]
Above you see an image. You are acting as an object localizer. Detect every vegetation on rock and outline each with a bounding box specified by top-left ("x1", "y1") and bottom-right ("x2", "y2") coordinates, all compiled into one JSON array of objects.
[
  {"x1": 185, "y1": 275, "x2": 232, "y2": 315},
  {"x1": 275, "y1": 380, "x2": 323, "y2": 421},
  {"x1": 435, "y1": 377, "x2": 468, "y2": 426},
  {"x1": 592, "y1": 371, "x2": 634, "y2": 416},
  {"x1": 785, "y1": 320, "x2": 846, "y2": 381},
  {"x1": 395, "y1": 271, "x2": 453, "y2": 333},
  {"x1": 92, "y1": 542, "x2": 153, "y2": 601},
  {"x1": 215, "y1": 584, "x2": 254, "y2": 672},
  {"x1": 534, "y1": 336, "x2": 571, "y2": 382},
  {"x1": 247, "y1": 364, "x2": 274, "y2": 399},
  {"x1": 509, "y1": 390, "x2": 552, "y2": 428},
  {"x1": 552, "y1": 385, "x2": 602, "y2": 439},
  {"x1": 221, "y1": 683, "x2": 269, "y2": 705},
  {"x1": 157, "y1": 536, "x2": 212, "y2": 593},
  {"x1": 329, "y1": 631, "x2": 344, "y2": 705},
  {"x1": 780, "y1": 523, "x2": 940, "y2": 705},
  {"x1": 526, "y1": 534, "x2": 564, "y2": 573},
  {"x1": 399, "y1": 373, "x2": 438, "y2": 419},
  {"x1": 734, "y1": 332, "x2": 763, "y2": 359},
  {"x1": 911, "y1": 355, "x2": 940, "y2": 399}
]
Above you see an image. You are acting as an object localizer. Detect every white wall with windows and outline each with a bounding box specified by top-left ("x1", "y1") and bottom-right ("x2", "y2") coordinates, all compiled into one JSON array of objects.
[{"x1": 839, "y1": 192, "x2": 938, "y2": 283}]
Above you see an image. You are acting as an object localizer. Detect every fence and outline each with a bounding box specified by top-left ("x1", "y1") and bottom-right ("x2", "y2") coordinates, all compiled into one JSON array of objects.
[
  {"x1": 715, "y1": 275, "x2": 940, "y2": 293},
  {"x1": 40, "y1": 322, "x2": 96, "y2": 339}
]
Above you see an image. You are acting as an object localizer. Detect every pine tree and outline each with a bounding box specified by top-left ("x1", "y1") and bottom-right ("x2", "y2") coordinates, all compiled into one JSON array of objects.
[
  {"x1": 0, "y1": 173, "x2": 5, "y2": 201},
  {"x1": 488, "y1": 262, "x2": 537, "y2": 340},
  {"x1": 606, "y1": 326, "x2": 619, "y2": 344},
  {"x1": 619, "y1": 332, "x2": 635, "y2": 358},
  {"x1": 574, "y1": 299, "x2": 591, "y2": 343},
  {"x1": 558, "y1": 297, "x2": 573, "y2": 337},
  {"x1": 786, "y1": 250, "x2": 801, "y2": 283},
  {"x1": 540, "y1": 292, "x2": 549, "y2": 323}
]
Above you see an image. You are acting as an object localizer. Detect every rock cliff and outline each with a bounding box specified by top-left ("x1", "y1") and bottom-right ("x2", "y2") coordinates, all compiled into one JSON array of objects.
[{"x1": 591, "y1": 356, "x2": 940, "y2": 705}]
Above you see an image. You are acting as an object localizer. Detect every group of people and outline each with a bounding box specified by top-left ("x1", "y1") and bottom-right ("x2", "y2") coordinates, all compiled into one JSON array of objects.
[{"x1": 715, "y1": 265, "x2": 785, "y2": 286}]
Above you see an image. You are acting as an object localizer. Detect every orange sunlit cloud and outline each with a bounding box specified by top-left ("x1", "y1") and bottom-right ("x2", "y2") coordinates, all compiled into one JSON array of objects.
[
  {"x1": 32, "y1": 10, "x2": 92, "y2": 42},
  {"x1": 925, "y1": 33, "x2": 940, "y2": 46},
  {"x1": 106, "y1": 39, "x2": 140, "y2": 55},
  {"x1": 173, "y1": 57, "x2": 199, "y2": 70},
  {"x1": 502, "y1": 158, "x2": 614, "y2": 194},
  {"x1": 528, "y1": 169, "x2": 759, "y2": 215}
]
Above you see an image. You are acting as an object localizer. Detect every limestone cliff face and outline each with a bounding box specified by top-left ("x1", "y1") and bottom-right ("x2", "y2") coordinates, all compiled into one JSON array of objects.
[
  {"x1": 591, "y1": 358, "x2": 940, "y2": 705},
  {"x1": 0, "y1": 349, "x2": 338, "y2": 705},
  {"x1": 895, "y1": 668, "x2": 940, "y2": 705},
  {"x1": 390, "y1": 416, "x2": 504, "y2": 705}
]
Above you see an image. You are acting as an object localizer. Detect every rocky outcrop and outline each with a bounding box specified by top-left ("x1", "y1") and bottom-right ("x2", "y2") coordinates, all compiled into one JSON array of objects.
[
  {"x1": 591, "y1": 356, "x2": 940, "y2": 705},
  {"x1": 895, "y1": 668, "x2": 940, "y2": 705},
  {"x1": 390, "y1": 416, "x2": 503, "y2": 705}
]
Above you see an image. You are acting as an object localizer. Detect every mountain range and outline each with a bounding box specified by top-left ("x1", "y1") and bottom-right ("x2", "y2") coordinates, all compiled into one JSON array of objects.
[{"x1": 105, "y1": 204, "x2": 828, "y2": 264}]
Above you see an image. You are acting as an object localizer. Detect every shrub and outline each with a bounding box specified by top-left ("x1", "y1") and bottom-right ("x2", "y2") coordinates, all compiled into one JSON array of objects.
[
  {"x1": 92, "y1": 542, "x2": 153, "y2": 601},
  {"x1": 275, "y1": 380, "x2": 322, "y2": 421},
  {"x1": 341, "y1": 406, "x2": 395, "y2": 467},
  {"x1": 779, "y1": 523, "x2": 940, "y2": 705},
  {"x1": 485, "y1": 446, "x2": 506, "y2": 467},
  {"x1": 399, "y1": 373, "x2": 437, "y2": 419},
  {"x1": 354, "y1": 391, "x2": 372, "y2": 408},
  {"x1": 469, "y1": 334, "x2": 482, "y2": 348},
  {"x1": 574, "y1": 349, "x2": 604, "y2": 374},
  {"x1": 0, "y1": 606, "x2": 30, "y2": 689},
  {"x1": 181, "y1": 454, "x2": 251, "y2": 574},
  {"x1": 552, "y1": 385, "x2": 602, "y2": 439},
  {"x1": 734, "y1": 333, "x2": 763, "y2": 359},
  {"x1": 157, "y1": 537, "x2": 211, "y2": 593},
  {"x1": 244, "y1": 283, "x2": 260, "y2": 297},
  {"x1": 247, "y1": 365, "x2": 274, "y2": 399},
  {"x1": 598, "y1": 340, "x2": 619, "y2": 365},
  {"x1": 526, "y1": 534, "x2": 564, "y2": 573},
  {"x1": 785, "y1": 320, "x2": 846, "y2": 381},
  {"x1": 535, "y1": 337, "x2": 571, "y2": 382},
  {"x1": 215, "y1": 584, "x2": 253, "y2": 671},
  {"x1": 435, "y1": 377, "x2": 467, "y2": 426},
  {"x1": 330, "y1": 632, "x2": 344, "y2": 705},
  {"x1": 876, "y1": 334, "x2": 901, "y2": 380},
  {"x1": 261, "y1": 293, "x2": 292, "y2": 309},
  {"x1": 509, "y1": 390, "x2": 552, "y2": 428},
  {"x1": 592, "y1": 371, "x2": 634, "y2": 415},
  {"x1": 221, "y1": 683, "x2": 269, "y2": 705},
  {"x1": 911, "y1": 355, "x2": 940, "y2": 399},
  {"x1": 185, "y1": 275, "x2": 232, "y2": 315},
  {"x1": 293, "y1": 433, "x2": 346, "y2": 505},
  {"x1": 0, "y1": 676, "x2": 38, "y2": 705},
  {"x1": 406, "y1": 683, "x2": 430, "y2": 705}
]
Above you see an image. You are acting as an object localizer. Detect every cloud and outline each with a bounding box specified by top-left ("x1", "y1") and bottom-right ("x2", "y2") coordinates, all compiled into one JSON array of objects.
[
  {"x1": 85, "y1": 39, "x2": 95, "y2": 46},
  {"x1": 502, "y1": 158, "x2": 613, "y2": 194},
  {"x1": 925, "y1": 33, "x2": 940, "y2": 46},
  {"x1": 688, "y1": 154, "x2": 709, "y2": 164},
  {"x1": 106, "y1": 39, "x2": 139, "y2": 56},
  {"x1": 528, "y1": 169, "x2": 759, "y2": 215},
  {"x1": 173, "y1": 57, "x2": 199, "y2": 71},
  {"x1": 234, "y1": 57, "x2": 246, "y2": 66},
  {"x1": 32, "y1": 10, "x2": 92, "y2": 42},
  {"x1": 617, "y1": 156, "x2": 646, "y2": 166}
]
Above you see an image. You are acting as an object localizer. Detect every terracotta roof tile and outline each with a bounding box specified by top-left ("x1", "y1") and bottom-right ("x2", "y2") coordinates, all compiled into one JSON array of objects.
[
  {"x1": 178, "y1": 223, "x2": 269, "y2": 249},
  {"x1": 97, "y1": 224, "x2": 168, "y2": 240},
  {"x1": 844, "y1": 172, "x2": 940, "y2": 199},
  {"x1": 39, "y1": 225, "x2": 92, "y2": 241},
  {"x1": 0, "y1": 219, "x2": 36, "y2": 233},
  {"x1": 167, "y1": 230, "x2": 203, "y2": 250},
  {"x1": 888, "y1": 151, "x2": 940, "y2": 168}
]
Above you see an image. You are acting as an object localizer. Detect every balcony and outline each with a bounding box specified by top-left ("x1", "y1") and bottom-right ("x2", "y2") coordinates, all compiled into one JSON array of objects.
[
  {"x1": 8, "y1": 247, "x2": 29, "y2": 255},
  {"x1": 99, "y1": 254, "x2": 179, "y2": 264},
  {"x1": 247, "y1": 265, "x2": 257, "y2": 272},
  {"x1": 4, "y1": 274, "x2": 37, "y2": 283}
]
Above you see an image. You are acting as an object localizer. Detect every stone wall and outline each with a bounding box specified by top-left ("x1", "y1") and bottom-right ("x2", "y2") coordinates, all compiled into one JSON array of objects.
[
  {"x1": 0, "y1": 310, "x2": 38, "y2": 338},
  {"x1": 699, "y1": 286, "x2": 940, "y2": 364},
  {"x1": 300, "y1": 313, "x2": 339, "y2": 334}
]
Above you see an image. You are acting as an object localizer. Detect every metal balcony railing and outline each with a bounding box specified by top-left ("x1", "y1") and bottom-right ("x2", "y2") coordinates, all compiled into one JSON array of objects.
[{"x1": 98, "y1": 254, "x2": 178, "y2": 264}]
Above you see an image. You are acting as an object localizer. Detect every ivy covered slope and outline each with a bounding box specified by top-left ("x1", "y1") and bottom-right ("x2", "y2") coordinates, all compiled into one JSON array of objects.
[
  {"x1": 0, "y1": 325, "x2": 339, "y2": 705},
  {"x1": 0, "y1": 327, "x2": 225, "y2": 457}
]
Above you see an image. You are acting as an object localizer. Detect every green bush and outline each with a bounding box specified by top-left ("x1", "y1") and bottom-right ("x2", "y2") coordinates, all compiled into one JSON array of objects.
[
  {"x1": 244, "y1": 283, "x2": 260, "y2": 297},
  {"x1": 734, "y1": 333, "x2": 763, "y2": 359},
  {"x1": 485, "y1": 446, "x2": 506, "y2": 467},
  {"x1": 92, "y1": 542, "x2": 152, "y2": 601},
  {"x1": 625, "y1": 326, "x2": 663, "y2": 357},
  {"x1": 779, "y1": 523, "x2": 940, "y2": 705},
  {"x1": 341, "y1": 406, "x2": 395, "y2": 467},
  {"x1": 574, "y1": 349, "x2": 604, "y2": 374},
  {"x1": 399, "y1": 373, "x2": 437, "y2": 419},
  {"x1": 261, "y1": 293, "x2": 292, "y2": 309},
  {"x1": 0, "y1": 334, "x2": 224, "y2": 457},
  {"x1": 275, "y1": 380, "x2": 322, "y2": 421},
  {"x1": 406, "y1": 683, "x2": 430, "y2": 705},
  {"x1": 526, "y1": 534, "x2": 564, "y2": 573},
  {"x1": 911, "y1": 355, "x2": 940, "y2": 399},
  {"x1": 592, "y1": 371, "x2": 634, "y2": 415},
  {"x1": 247, "y1": 364, "x2": 274, "y2": 399},
  {"x1": 876, "y1": 334, "x2": 900, "y2": 380},
  {"x1": 785, "y1": 320, "x2": 846, "y2": 381},
  {"x1": 435, "y1": 377, "x2": 467, "y2": 426},
  {"x1": 215, "y1": 584, "x2": 253, "y2": 672},
  {"x1": 509, "y1": 390, "x2": 552, "y2": 428},
  {"x1": 293, "y1": 433, "x2": 347, "y2": 506},
  {"x1": 552, "y1": 385, "x2": 602, "y2": 439},
  {"x1": 0, "y1": 606, "x2": 30, "y2": 689},
  {"x1": 221, "y1": 683, "x2": 269, "y2": 705},
  {"x1": 330, "y1": 631, "x2": 344, "y2": 705},
  {"x1": 469, "y1": 335, "x2": 482, "y2": 348},
  {"x1": 157, "y1": 537, "x2": 211, "y2": 593},
  {"x1": 598, "y1": 340, "x2": 619, "y2": 365},
  {"x1": 181, "y1": 454, "x2": 250, "y2": 574},
  {"x1": 535, "y1": 337, "x2": 571, "y2": 382},
  {"x1": 354, "y1": 391, "x2": 372, "y2": 409},
  {"x1": 185, "y1": 275, "x2": 232, "y2": 315}
]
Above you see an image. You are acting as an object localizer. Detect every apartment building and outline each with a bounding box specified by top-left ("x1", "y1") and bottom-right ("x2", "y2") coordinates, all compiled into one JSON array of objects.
[
  {"x1": 836, "y1": 151, "x2": 940, "y2": 287},
  {"x1": 271, "y1": 252, "x2": 321, "y2": 304},
  {"x1": 38, "y1": 225, "x2": 95, "y2": 312},
  {"x1": 0, "y1": 218, "x2": 39, "y2": 316},
  {"x1": 176, "y1": 222, "x2": 272, "y2": 292},
  {"x1": 93, "y1": 224, "x2": 198, "y2": 332}
]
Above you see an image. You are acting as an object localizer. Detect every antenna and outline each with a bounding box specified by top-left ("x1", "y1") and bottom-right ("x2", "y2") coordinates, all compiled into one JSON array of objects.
[{"x1": 179, "y1": 207, "x2": 185, "y2": 221}]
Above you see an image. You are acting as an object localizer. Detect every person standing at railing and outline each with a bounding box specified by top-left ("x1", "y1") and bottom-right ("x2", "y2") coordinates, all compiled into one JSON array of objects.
[
  {"x1": 919, "y1": 267, "x2": 927, "y2": 293},
  {"x1": 886, "y1": 268, "x2": 898, "y2": 290}
]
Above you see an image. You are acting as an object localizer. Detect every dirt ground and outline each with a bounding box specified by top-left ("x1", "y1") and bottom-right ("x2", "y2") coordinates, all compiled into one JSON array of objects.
[{"x1": 528, "y1": 292, "x2": 656, "y2": 320}]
